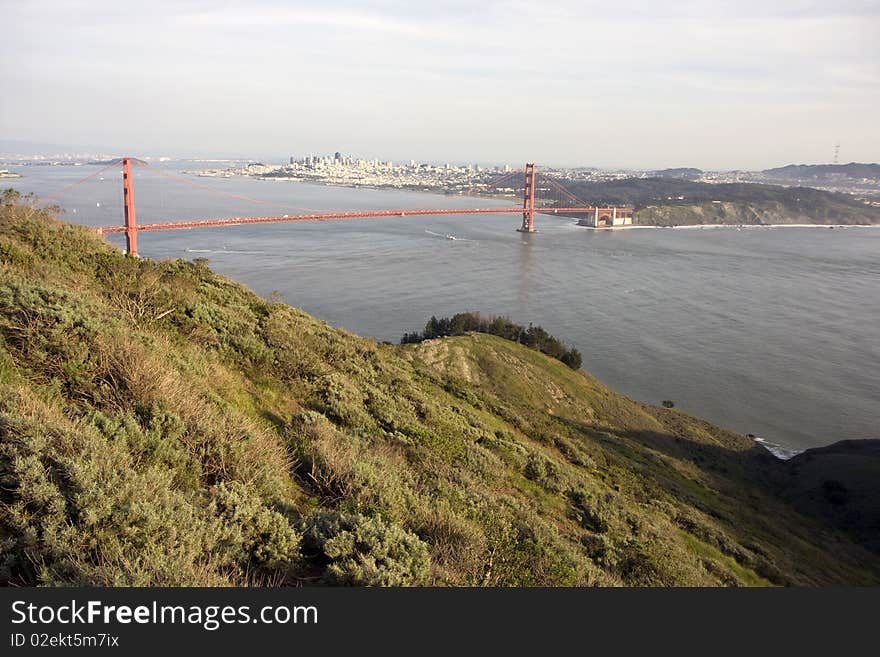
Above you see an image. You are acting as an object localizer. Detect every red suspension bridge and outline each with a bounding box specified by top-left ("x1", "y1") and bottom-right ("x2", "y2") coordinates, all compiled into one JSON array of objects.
[{"x1": 54, "y1": 158, "x2": 634, "y2": 257}]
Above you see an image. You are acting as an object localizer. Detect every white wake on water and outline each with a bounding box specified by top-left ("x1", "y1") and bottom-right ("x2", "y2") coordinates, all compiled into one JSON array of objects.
[{"x1": 185, "y1": 248, "x2": 267, "y2": 255}]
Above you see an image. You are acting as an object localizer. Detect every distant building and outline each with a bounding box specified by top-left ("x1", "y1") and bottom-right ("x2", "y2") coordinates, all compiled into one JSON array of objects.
[{"x1": 582, "y1": 207, "x2": 635, "y2": 227}]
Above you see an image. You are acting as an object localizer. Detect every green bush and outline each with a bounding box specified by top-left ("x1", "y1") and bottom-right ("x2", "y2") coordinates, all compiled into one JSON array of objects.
[
  {"x1": 477, "y1": 510, "x2": 585, "y2": 586},
  {"x1": 0, "y1": 388, "x2": 298, "y2": 586},
  {"x1": 303, "y1": 511, "x2": 430, "y2": 586},
  {"x1": 567, "y1": 487, "x2": 610, "y2": 534},
  {"x1": 210, "y1": 481, "x2": 301, "y2": 572},
  {"x1": 311, "y1": 373, "x2": 374, "y2": 430},
  {"x1": 0, "y1": 402, "x2": 232, "y2": 586},
  {"x1": 524, "y1": 451, "x2": 562, "y2": 491}
]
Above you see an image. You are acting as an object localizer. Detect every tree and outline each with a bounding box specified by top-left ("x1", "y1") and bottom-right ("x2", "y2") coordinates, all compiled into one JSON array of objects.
[
  {"x1": 561, "y1": 349, "x2": 582, "y2": 370},
  {"x1": 400, "y1": 312, "x2": 584, "y2": 370}
]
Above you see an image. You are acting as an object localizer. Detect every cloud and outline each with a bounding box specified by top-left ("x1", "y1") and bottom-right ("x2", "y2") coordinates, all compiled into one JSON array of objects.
[
  {"x1": 2, "y1": 0, "x2": 877, "y2": 168},
  {"x1": 174, "y1": 6, "x2": 455, "y2": 39}
]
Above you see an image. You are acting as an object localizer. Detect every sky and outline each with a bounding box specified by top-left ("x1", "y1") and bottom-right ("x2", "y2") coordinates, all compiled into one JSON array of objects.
[{"x1": 1, "y1": 0, "x2": 878, "y2": 169}]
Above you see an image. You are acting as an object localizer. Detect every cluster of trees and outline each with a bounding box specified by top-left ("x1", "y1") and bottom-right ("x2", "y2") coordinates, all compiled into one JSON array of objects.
[{"x1": 401, "y1": 312, "x2": 583, "y2": 370}]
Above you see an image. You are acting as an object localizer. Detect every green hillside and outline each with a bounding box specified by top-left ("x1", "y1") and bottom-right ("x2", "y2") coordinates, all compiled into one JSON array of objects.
[
  {"x1": 539, "y1": 177, "x2": 880, "y2": 225},
  {"x1": 1, "y1": 190, "x2": 878, "y2": 586}
]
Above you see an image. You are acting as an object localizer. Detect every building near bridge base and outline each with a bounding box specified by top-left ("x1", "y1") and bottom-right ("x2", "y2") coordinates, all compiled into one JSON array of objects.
[{"x1": 578, "y1": 207, "x2": 635, "y2": 227}]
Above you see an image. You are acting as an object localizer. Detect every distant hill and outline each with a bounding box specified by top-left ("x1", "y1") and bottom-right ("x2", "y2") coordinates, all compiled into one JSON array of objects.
[
  {"x1": 651, "y1": 167, "x2": 703, "y2": 180},
  {"x1": 763, "y1": 163, "x2": 880, "y2": 181},
  {"x1": 544, "y1": 176, "x2": 880, "y2": 225},
  {"x1": 0, "y1": 138, "x2": 116, "y2": 158}
]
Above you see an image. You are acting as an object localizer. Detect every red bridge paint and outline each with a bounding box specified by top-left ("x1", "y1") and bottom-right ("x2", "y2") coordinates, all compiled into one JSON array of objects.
[
  {"x1": 122, "y1": 157, "x2": 138, "y2": 256},
  {"x1": 95, "y1": 160, "x2": 634, "y2": 257},
  {"x1": 518, "y1": 162, "x2": 537, "y2": 233}
]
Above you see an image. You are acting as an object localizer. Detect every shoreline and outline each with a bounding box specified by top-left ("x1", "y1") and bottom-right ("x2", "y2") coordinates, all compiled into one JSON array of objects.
[
  {"x1": 253, "y1": 174, "x2": 521, "y2": 205},
  {"x1": 752, "y1": 436, "x2": 804, "y2": 460}
]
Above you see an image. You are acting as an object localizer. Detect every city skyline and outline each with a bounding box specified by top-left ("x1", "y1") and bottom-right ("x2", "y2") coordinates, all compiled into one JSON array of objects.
[{"x1": 2, "y1": 1, "x2": 878, "y2": 169}]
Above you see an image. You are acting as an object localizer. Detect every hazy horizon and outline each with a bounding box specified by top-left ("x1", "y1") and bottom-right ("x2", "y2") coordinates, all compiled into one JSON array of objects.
[
  {"x1": 3, "y1": 1, "x2": 878, "y2": 170},
  {"x1": 2, "y1": 137, "x2": 879, "y2": 173}
]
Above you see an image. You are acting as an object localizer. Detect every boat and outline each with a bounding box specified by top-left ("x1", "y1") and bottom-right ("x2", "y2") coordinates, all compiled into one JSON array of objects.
[{"x1": 446, "y1": 234, "x2": 458, "y2": 240}]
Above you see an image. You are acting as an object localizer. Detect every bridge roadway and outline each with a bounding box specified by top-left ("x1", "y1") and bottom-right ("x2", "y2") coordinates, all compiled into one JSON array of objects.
[{"x1": 95, "y1": 206, "x2": 606, "y2": 234}]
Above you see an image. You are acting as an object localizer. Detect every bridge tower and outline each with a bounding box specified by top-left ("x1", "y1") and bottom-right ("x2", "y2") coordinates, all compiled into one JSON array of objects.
[
  {"x1": 518, "y1": 163, "x2": 537, "y2": 233},
  {"x1": 122, "y1": 157, "x2": 139, "y2": 257}
]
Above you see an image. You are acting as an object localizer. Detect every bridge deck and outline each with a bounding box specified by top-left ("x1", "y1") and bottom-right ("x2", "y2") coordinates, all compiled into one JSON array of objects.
[{"x1": 96, "y1": 206, "x2": 632, "y2": 233}]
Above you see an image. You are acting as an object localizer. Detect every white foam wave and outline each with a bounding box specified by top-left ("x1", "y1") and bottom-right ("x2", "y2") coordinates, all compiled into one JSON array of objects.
[{"x1": 751, "y1": 436, "x2": 803, "y2": 460}]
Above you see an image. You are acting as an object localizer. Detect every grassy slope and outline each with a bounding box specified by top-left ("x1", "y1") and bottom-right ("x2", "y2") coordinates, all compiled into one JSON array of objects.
[
  {"x1": 778, "y1": 441, "x2": 880, "y2": 554},
  {"x1": 1, "y1": 199, "x2": 878, "y2": 586},
  {"x1": 633, "y1": 199, "x2": 879, "y2": 226}
]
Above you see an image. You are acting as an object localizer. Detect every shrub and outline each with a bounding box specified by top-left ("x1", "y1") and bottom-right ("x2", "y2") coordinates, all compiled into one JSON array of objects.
[
  {"x1": 87, "y1": 408, "x2": 201, "y2": 489},
  {"x1": 210, "y1": 481, "x2": 301, "y2": 572},
  {"x1": 311, "y1": 373, "x2": 374, "y2": 430},
  {"x1": 303, "y1": 511, "x2": 430, "y2": 586},
  {"x1": 0, "y1": 401, "x2": 233, "y2": 586},
  {"x1": 477, "y1": 509, "x2": 585, "y2": 586},
  {"x1": 567, "y1": 487, "x2": 610, "y2": 534},
  {"x1": 524, "y1": 452, "x2": 562, "y2": 491},
  {"x1": 0, "y1": 387, "x2": 298, "y2": 586}
]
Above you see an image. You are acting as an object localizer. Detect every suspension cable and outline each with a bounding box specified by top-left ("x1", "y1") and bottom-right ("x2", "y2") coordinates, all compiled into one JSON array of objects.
[
  {"x1": 488, "y1": 170, "x2": 522, "y2": 189},
  {"x1": 40, "y1": 160, "x2": 122, "y2": 204},
  {"x1": 133, "y1": 160, "x2": 318, "y2": 213},
  {"x1": 544, "y1": 177, "x2": 588, "y2": 206}
]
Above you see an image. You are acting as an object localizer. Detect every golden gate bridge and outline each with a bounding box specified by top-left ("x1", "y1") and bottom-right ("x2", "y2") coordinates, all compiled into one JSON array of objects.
[{"x1": 47, "y1": 157, "x2": 634, "y2": 257}]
